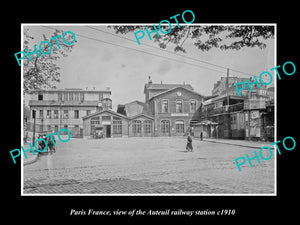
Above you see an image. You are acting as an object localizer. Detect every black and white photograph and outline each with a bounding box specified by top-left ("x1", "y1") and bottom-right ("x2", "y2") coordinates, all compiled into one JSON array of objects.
[
  {"x1": 4, "y1": 4, "x2": 299, "y2": 223},
  {"x1": 21, "y1": 24, "x2": 276, "y2": 195}
]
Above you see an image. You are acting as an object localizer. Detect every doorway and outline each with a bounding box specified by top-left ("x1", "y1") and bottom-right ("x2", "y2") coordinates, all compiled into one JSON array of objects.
[{"x1": 105, "y1": 125, "x2": 111, "y2": 138}]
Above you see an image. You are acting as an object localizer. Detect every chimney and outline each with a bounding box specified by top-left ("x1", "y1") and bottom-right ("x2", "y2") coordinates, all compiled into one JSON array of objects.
[{"x1": 148, "y1": 76, "x2": 152, "y2": 84}]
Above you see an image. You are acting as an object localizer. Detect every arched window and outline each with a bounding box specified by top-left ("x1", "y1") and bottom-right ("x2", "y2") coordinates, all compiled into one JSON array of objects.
[
  {"x1": 176, "y1": 100, "x2": 183, "y2": 113},
  {"x1": 161, "y1": 120, "x2": 170, "y2": 134},
  {"x1": 175, "y1": 120, "x2": 185, "y2": 133}
]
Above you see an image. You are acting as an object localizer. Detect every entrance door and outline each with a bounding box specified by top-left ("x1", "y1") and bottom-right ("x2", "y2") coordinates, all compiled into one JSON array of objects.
[
  {"x1": 105, "y1": 125, "x2": 111, "y2": 138},
  {"x1": 161, "y1": 120, "x2": 170, "y2": 136}
]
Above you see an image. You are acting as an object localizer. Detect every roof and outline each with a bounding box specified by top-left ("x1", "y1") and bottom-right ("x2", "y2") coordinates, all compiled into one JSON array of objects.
[
  {"x1": 82, "y1": 109, "x2": 129, "y2": 120},
  {"x1": 29, "y1": 100, "x2": 99, "y2": 107},
  {"x1": 124, "y1": 100, "x2": 153, "y2": 117},
  {"x1": 29, "y1": 88, "x2": 111, "y2": 94},
  {"x1": 194, "y1": 120, "x2": 218, "y2": 126},
  {"x1": 129, "y1": 113, "x2": 154, "y2": 120},
  {"x1": 202, "y1": 94, "x2": 244, "y2": 106},
  {"x1": 82, "y1": 109, "x2": 154, "y2": 121},
  {"x1": 149, "y1": 86, "x2": 204, "y2": 100},
  {"x1": 144, "y1": 83, "x2": 194, "y2": 93}
]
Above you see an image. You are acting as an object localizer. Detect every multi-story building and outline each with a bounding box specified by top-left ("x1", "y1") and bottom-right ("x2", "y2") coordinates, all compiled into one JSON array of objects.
[
  {"x1": 144, "y1": 78, "x2": 204, "y2": 136},
  {"x1": 198, "y1": 94, "x2": 245, "y2": 139},
  {"x1": 194, "y1": 75, "x2": 275, "y2": 141},
  {"x1": 28, "y1": 88, "x2": 112, "y2": 138}
]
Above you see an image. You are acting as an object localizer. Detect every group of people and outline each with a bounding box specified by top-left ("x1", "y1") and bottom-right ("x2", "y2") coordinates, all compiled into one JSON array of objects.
[{"x1": 36, "y1": 134, "x2": 56, "y2": 153}]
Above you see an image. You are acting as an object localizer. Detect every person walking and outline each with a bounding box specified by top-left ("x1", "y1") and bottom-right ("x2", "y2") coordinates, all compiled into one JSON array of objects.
[
  {"x1": 200, "y1": 131, "x2": 203, "y2": 141},
  {"x1": 186, "y1": 133, "x2": 193, "y2": 152}
]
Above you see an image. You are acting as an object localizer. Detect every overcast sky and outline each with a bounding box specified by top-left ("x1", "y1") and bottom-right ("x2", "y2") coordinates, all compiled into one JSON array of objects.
[{"x1": 24, "y1": 24, "x2": 275, "y2": 110}]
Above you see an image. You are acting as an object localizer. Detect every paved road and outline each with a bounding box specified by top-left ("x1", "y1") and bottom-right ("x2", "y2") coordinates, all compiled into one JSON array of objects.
[{"x1": 23, "y1": 137, "x2": 275, "y2": 194}]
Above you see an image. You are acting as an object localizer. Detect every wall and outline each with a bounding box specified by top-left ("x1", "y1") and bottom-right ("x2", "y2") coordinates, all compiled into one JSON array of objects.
[{"x1": 150, "y1": 88, "x2": 203, "y2": 136}]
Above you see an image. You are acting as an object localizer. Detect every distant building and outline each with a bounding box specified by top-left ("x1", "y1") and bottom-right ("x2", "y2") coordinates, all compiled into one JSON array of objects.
[
  {"x1": 28, "y1": 88, "x2": 112, "y2": 138},
  {"x1": 200, "y1": 95, "x2": 245, "y2": 139}
]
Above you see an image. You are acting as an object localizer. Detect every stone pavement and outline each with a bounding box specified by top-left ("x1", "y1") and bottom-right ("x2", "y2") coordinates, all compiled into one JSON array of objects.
[
  {"x1": 22, "y1": 143, "x2": 39, "y2": 166},
  {"x1": 23, "y1": 137, "x2": 275, "y2": 195}
]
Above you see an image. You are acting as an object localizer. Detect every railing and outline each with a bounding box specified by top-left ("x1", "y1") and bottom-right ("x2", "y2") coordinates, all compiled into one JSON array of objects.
[
  {"x1": 244, "y1": 99, "x2": 266, "y2": 110},
  {"x1": 204, "y1": 102, "x2": 244, "y2": 117}
]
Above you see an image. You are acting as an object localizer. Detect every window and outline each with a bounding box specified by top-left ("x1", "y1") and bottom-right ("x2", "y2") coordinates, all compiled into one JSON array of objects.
[
  {"x1": 190, "y1": 100, "x2": 196, "y2": 113},
  {"x1": 46, "y1": 110, "x2": 51, "y2": 119},
  {"x1": 161, "y1": 120, "x2": 170, "y2": 133},
  {"x1": 54, "y1": 125, "x2": 59, "y2": 133},
  {"x1": 91, "y1": 120, "x2": 100, "y2": 125},
  {"x1": 39, "y1": 110, "x2": 43, "y2": 119},
  {"x1": 74, "y1": 110, "x2": 79, "y2": 119},
  {"x1": 143, "y1": 120, "x2": 152, "y2": 133},
  {"x1": 162, "y1": 100, "x2": 168, "y2": 113},
  {"x1": 63, "y1": 92, "x2": 68, "y2": 101},
  {"x1": 54, "y1": 110, "x2": 59, "y2": 119},
  {"x1": 113, "y1": 120, "x2": 122, "y2": 134},
  {"x1": 176, "y1": 100, "x2": 183, "y2": 113},
  {"x1": 175, "y1": 120, "x2": 185, "y2": 133},
  {"x1": 63, "y1": 110, "x2": 69, "y2": 119},
  {"x1": 32, "y1": 110, "x2": 36, "y2": 119},
  {"x1": 38, "y1": 94, "x2": 43, "y2": 100},
  {"x1": 132, "y1": 120, "x2": 141, "y2": 133},
  {"x1": 80, "y1": 93, "x2": 84, "y2": 102},
  {"x1": 69, "y1": 92, "x2": 73, "y2": 101},
  {"x1": 58, "y1": 93, "x2": 62, "y2": 101},
  {"x1": 99, "y1": 93, "x2": 103, "y2": 101},
  {"x1": 86, "y1": 110, "x2": 91, "y2": 116},
  {"x1": 74, "y1": 93, "x2": 79, "y2": 101}
]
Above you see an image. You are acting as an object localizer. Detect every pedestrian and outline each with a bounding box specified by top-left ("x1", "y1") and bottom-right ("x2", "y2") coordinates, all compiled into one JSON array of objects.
[
  {"x1": 200, "y1": 131, "x2": 203, "y2": 141},
  {"x1": 186, "y1": 132, "x2": 193, "y2": 152}
]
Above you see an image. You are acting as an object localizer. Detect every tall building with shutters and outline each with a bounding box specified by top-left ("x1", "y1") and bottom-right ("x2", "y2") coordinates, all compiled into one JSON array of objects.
[{"x1": 28, "y1": 88, "x2": 112, "y2": 137}]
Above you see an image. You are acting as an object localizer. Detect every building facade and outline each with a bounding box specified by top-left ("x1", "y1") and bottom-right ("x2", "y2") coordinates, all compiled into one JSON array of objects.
[
  {"x1": 28, "y1": 88, "x2": 112, "y2": 138},
  {"x1": 146, "y1": 85, "x2": 204, "y2": 136}
]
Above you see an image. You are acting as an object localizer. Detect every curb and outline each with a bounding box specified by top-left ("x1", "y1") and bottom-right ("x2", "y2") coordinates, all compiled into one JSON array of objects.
[
  {"x1": 203, "y1": 139, "x2": 261, "y2": 149},
  {"x1": 193, "y1": 138, "x2": 264, "y2": 149},
  {"x1": 24, "y1": 152, "x2": 40, "y2": 166}
]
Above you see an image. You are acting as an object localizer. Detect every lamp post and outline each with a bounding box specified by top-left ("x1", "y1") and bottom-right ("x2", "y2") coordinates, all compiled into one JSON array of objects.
[{"x1": 32, "y1": 110, "x2": 36, "y2": 144}]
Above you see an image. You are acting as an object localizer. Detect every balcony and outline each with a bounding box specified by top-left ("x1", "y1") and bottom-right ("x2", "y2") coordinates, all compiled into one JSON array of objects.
[
  {"x1": 244, "y1": 99, "x2": 266, "y2": 110},
  {"x1": 204, "y1": 102, "x2": 244, "y2": 117}
]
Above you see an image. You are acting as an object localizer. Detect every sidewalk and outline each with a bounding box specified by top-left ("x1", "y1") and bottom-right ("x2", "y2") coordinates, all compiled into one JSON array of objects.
[
  {"x1": 22, "y1": 143, "x2": 39, "y2": 166},
  {"x1": 194, "y1": 137, "x2": 272, "y2": 149}
]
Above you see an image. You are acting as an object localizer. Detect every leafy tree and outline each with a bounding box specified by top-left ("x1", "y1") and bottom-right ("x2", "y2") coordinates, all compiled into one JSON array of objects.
[
  {"x1": 23, "y1": 28, "x2": 76, "y2": 94},
  {"x1": 112, "y1": 25, "x2": 274, "y2": 53}
]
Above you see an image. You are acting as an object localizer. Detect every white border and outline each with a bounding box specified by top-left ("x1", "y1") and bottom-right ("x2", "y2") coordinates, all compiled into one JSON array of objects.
[{"x1": 21, "y1": 23, "x2": 277, "y2": 197}]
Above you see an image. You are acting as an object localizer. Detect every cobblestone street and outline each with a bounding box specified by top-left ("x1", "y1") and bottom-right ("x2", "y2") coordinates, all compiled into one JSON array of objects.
[{"x1": 23, "y1": 137, "x2": 275, "y2": 194}]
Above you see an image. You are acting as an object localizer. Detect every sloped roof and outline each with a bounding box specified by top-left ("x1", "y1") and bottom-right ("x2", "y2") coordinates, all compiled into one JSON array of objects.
[
  {"x1": 124, "y1": 100, "x2": 152, "y2": 117},
  {"x1": 144, "y1": 83, "x2": 194, "y2": 93},
  {"x1": 129, "y1": 113, "x2": 154, "y2": 120},
  {"x1": 149, "y1": 86, "x2": 204, "y2": 100},
  {"x1": 194, "y1": 120, "x2": 218, "y2": 126},
  {"x1": 82, "y1": 109, "x2": 129, "y2": 120}
]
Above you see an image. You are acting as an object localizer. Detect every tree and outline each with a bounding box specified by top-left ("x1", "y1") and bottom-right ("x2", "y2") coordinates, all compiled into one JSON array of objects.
[
  {"x1": 23, "y1": 28, "x2": 76, "y2": 94},
  {"x1": 112, "y1": 25, "x2": 274, "y2": 53}
]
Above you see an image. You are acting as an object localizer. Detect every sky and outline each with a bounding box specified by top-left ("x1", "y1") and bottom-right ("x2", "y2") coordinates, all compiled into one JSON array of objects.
[{"x1": 24, "y1": 24, "x2": 275, "y2": 110}]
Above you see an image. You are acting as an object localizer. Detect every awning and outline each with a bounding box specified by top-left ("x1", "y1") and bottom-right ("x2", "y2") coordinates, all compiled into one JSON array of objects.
[{"x1": 193, "y1": 120, "x2": 218, "y2": 126}]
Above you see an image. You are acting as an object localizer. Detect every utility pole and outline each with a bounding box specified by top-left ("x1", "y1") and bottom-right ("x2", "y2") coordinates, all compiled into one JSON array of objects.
[
  {"x1": 226, "y1": 68, "x2": 230, "y2": 106},
  {"x1": 226, "y1": 68, "x2": 231, "y2": 139},
  {"x1": 32, "y1": 110, "x2": 36, "y2": 144}
]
